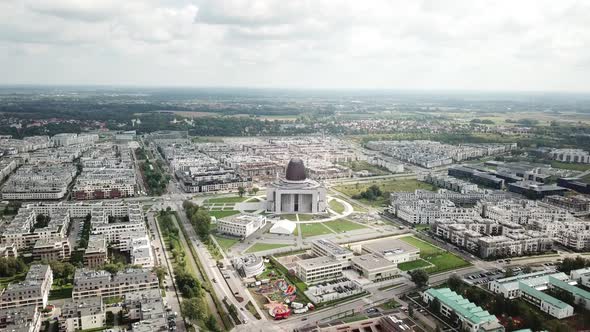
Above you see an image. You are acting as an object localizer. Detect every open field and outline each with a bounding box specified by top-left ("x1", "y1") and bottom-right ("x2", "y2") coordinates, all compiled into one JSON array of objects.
[
  {"x1": 397, "y1": 258, "x2": 432, "y2": 271},
  {"x1": 298, "y1": 223, "x2": 334, "y2": 238},
  {"x1": 329, "y1": 199, "x2": 346, "y2": 214},
  {"x1": 334, "y1": 179, "x2": 436, "y2": 207},
  {"x1": 399, "y1": 236, "x2": 443, "y2": 256},
  {"x1": 212, "y1": 235, "x2": 240, "y2": 253},
  {"x1": 323, "y1": 219, "x2": 367, "y2": 233},
  {"x1": 399, "y1": 236, "x2": 470, "y2": 274},
  {"x1": 245, "y1": 242, "x2": 292, "y2": 253}
]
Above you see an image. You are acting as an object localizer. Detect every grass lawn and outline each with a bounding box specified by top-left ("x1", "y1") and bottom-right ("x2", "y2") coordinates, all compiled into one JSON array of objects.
[
  {"x1": 282, "y1": 214, "x2": 298, "y2": 221},
  {"x1": 206, "y1": 196, "x2": 248, "y2": 204},
  {"x1": 323, "y1": 219, "x2": 367, "y2": 233},
  {"x1": 426, "y1": 253, "x2": 471, "y2": 274},
  {"x1": 415, "y1": 224, "x2": 431, "y2": 231},
  {"x1": 397, "y1": 259, "x2": 432, "y2": 271},
  {"x1": 299, "y1": 223, "x2": 334, "y2": 238},
  {"x1": 209, "y1": 210, "x2": 240, "y2": 219},
  {"x1": 245, "y1": 242, "x2": 291, "y2": 253},
  {"x1": 399, "y1": 236, "x2": 470, "y2": 274},
  {"x1": 399, "y1": 236, "x2": 443, "y2": 256},
  {"x1": 329, "y1": 199, "x2": 346, "y2": 214},
  {"x1": 297, "y1": 214, "x2": 314, "y2": 221},
  {"x1": 379, "y1": 299, "x2": 400, "y2": 310},
  {"x1": 550, "y1": 161, "x2": 590, "y2": 172},
  {"x1": 397, "y1": 259, "x2": 430, "y2": 271},
  {"x1": 334, "y1": 179, "x2": 436, "y2": 198},
  {"x1": 213, "y1": 235, "x2": 240, "y2": 253}
]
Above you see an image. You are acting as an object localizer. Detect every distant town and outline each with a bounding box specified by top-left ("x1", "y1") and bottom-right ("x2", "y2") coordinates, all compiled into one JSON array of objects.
[{"x1": 1, "y1": 88, "x2": 590, "y2": 332}]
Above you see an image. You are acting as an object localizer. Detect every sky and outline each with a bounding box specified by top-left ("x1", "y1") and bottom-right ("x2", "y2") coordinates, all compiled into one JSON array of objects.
[{"x1": 1, "y1": 0, "x2": 589, "y2": 91}]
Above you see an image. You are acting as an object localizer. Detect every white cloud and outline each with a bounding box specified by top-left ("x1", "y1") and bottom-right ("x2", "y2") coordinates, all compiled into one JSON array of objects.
[{"x1": 0, "y1": 0, "x2": 589, "y2": 91}]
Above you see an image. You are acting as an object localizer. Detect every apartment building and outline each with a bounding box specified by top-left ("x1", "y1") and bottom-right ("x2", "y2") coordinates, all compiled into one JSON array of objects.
[
  {"x1": 58, "y1": 297, "x2": 105, "y2": 332},
  {"x1": 0, "y1": 265, "x2": 53, "y2": 310},
  {"x1": 0, "y1": 305, "x2": 42, "y2": 332},
  {"x1": 72, "y1": 268, "x2": 159, "y2": 300}
]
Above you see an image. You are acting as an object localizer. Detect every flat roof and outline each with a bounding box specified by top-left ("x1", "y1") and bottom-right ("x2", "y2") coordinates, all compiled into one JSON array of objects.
[
  {"x1": 297, "y1": 256, "x2": 341, "y2": 270},
  {"x1": 362, "y1": 238, "x2": 420, "y2": 257},
  {"x1": 352, "y1": 254, "x2": 396, "y2": 270}
]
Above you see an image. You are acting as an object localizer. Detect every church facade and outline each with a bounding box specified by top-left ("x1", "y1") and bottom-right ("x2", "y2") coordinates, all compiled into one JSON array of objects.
[{"x1": 266, "y1": 158, "x2": 327, "y2": 214}]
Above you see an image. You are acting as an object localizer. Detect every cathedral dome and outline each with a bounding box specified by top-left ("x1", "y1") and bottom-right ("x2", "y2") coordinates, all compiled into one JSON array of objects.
[{"x1": 285, "y1": 158, "x2": 306, "y2": 181}]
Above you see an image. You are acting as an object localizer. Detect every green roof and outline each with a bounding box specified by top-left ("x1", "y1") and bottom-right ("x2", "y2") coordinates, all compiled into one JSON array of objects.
[
  {"x1": 549, "y1": 276, "x2": 590, "y2": 300},
  {"x1": 425, "y1": 288, "x2": 498, "y2": 325},
  {"x1": 518, "y1": 282, "x2": 572, "y2": 310}
]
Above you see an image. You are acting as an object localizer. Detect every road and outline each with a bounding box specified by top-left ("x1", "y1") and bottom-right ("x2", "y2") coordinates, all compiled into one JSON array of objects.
[{"x1": 171, "y1": 202, "x2": 270, "y2": 330}]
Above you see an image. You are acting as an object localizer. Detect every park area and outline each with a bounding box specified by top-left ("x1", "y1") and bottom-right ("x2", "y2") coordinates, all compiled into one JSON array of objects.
[
  {"x1": 323, "y1": 219, "x2": 367, "y2": 233},
  {"x1": 398, "y1": 236, "x2": 470, "y2": 274}
]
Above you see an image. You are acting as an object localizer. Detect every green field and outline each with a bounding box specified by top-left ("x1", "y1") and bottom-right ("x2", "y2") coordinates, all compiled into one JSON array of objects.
[
  {"x1": 49, "y1": 286, "x2": 73, "y2": 300},
  {"x1": 209, "y1": 210, "x2": 240, "y2": 219},
  {"x1": 298, "y1": 223, "x2": 334, "y2": 238},
  {"x1": 550, "y1": 161, "x2": 590, "y2": 172},
  {"x1": 399, "y1": 236, "x2": 443, "y2": 256},
  {"x1": 426, "y1": 253, "x2": 471, "y2": 274},
  {"x1": 334, "y1": 179, "x2": 436, "y2": 207},
  {"x1": 245, "y1": 242, "x2": 292, "y2": 253},
  {"x1": 329, "y1": 199, "x2": 346, "y2": 214},
  {"x1": 379, "y1": 299, "x2": 400, "y2": 310},
  {"x1": 206, "y1": 196, "x2": 248, "y2": 203},
  {"x1": 415, "y1": 224, "x2": 431, "y2": 231},
  {"x1": 399, "y1": 236, "x2": 470, "y2": 274},
  {"x1": 323, "y1": 219, "x2": 367, "y2": 233},
  {"x1": 213, "y1": 235, "x2": 240, "y2": 253},
  {"x1": 397, "y1": 259, "x2": 432, "y2": 271}
]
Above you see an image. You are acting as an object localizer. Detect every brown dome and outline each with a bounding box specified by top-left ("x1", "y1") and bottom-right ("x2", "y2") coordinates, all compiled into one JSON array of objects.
[{"x1": 285, "y1": 158, "x2": 306, "y2": 181}]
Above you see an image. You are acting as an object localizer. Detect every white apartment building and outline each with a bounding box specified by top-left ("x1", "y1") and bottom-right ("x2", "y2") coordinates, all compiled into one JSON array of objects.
[
  {"x1": 72, "y1": 268, "x2": 159, "y2": 300},
  {"x1": 59, "y1": 297, "x2": 105, "y2": 332},
  {"x1": 0, "y1": 265, "x2": 53, "y2": 310}
]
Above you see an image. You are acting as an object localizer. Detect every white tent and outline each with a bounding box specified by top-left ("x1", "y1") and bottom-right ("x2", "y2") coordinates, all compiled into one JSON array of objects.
[{"x1": 269, "y1": 219, "x2": 296, "y2": 235}]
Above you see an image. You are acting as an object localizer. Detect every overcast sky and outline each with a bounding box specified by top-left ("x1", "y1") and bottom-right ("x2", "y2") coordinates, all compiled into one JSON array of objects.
[{"x1": 1, "y1": 0, "x2": 589, "y2": 91}]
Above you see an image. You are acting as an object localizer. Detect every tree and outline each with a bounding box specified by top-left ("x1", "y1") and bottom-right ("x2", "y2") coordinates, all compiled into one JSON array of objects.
[
  {"x1": 153, "y1": 266, "x2": 167, "y2": 287},
  {"x1": 430, "y1": 298, "x2": 441, "y2": 314},
  {"x1": 181, "y1": 297, "x2": 206, "y2": 322},
  {"x1": 238, "y1": 186, "x2": 246, "y2": 197},
  {"x1": 0, "y1": 257, "x2": 27, "y2": 277},
  {"x1": 106, "y1": 311, "x2": 115, "y2": 326},
  {"x1": 408, "y1": 304, "x2": 414, "y2": 317},
  {"x1": 251, "y1": 187, "x2": 259, "y2": 195},
  {"x1": 448, "y1": 274, "x2": 462, "y2": 290},
  {"x1": 504, "y1": 267, "x2": 515, "y2": 277},
  {"x1": 205, "y1": 315, "x2": 220, "y2": 332},
  {"x1": 409, "y1": 269, "x2": 429, "y2": 288}
]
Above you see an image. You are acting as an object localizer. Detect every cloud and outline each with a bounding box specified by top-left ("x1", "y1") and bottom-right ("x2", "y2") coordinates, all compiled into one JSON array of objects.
[{"x1": 0, "y1": 0, "x2": 589, "y2": 91}]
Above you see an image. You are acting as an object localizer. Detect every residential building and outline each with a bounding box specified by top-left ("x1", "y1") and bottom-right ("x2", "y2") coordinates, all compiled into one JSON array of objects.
[
  {"x1": 58, "y1": 297, "x2": 105, "y2": 332},
  {"x1": 72, "y1": 268, "x2": 159, "y2": 300},
  {"x1": 0, "y1": 265, "x2": 53, "y2": 310}
]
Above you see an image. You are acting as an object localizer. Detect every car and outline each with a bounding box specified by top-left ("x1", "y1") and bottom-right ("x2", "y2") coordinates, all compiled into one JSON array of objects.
[{"x1": 301, "y1": 318, "x2": 308, "y2": 321}]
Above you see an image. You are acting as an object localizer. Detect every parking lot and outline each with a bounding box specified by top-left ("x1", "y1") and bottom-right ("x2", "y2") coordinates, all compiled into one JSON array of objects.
[{"x1": 463, "y1": 269, "x2": 506, "y2": 286}]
